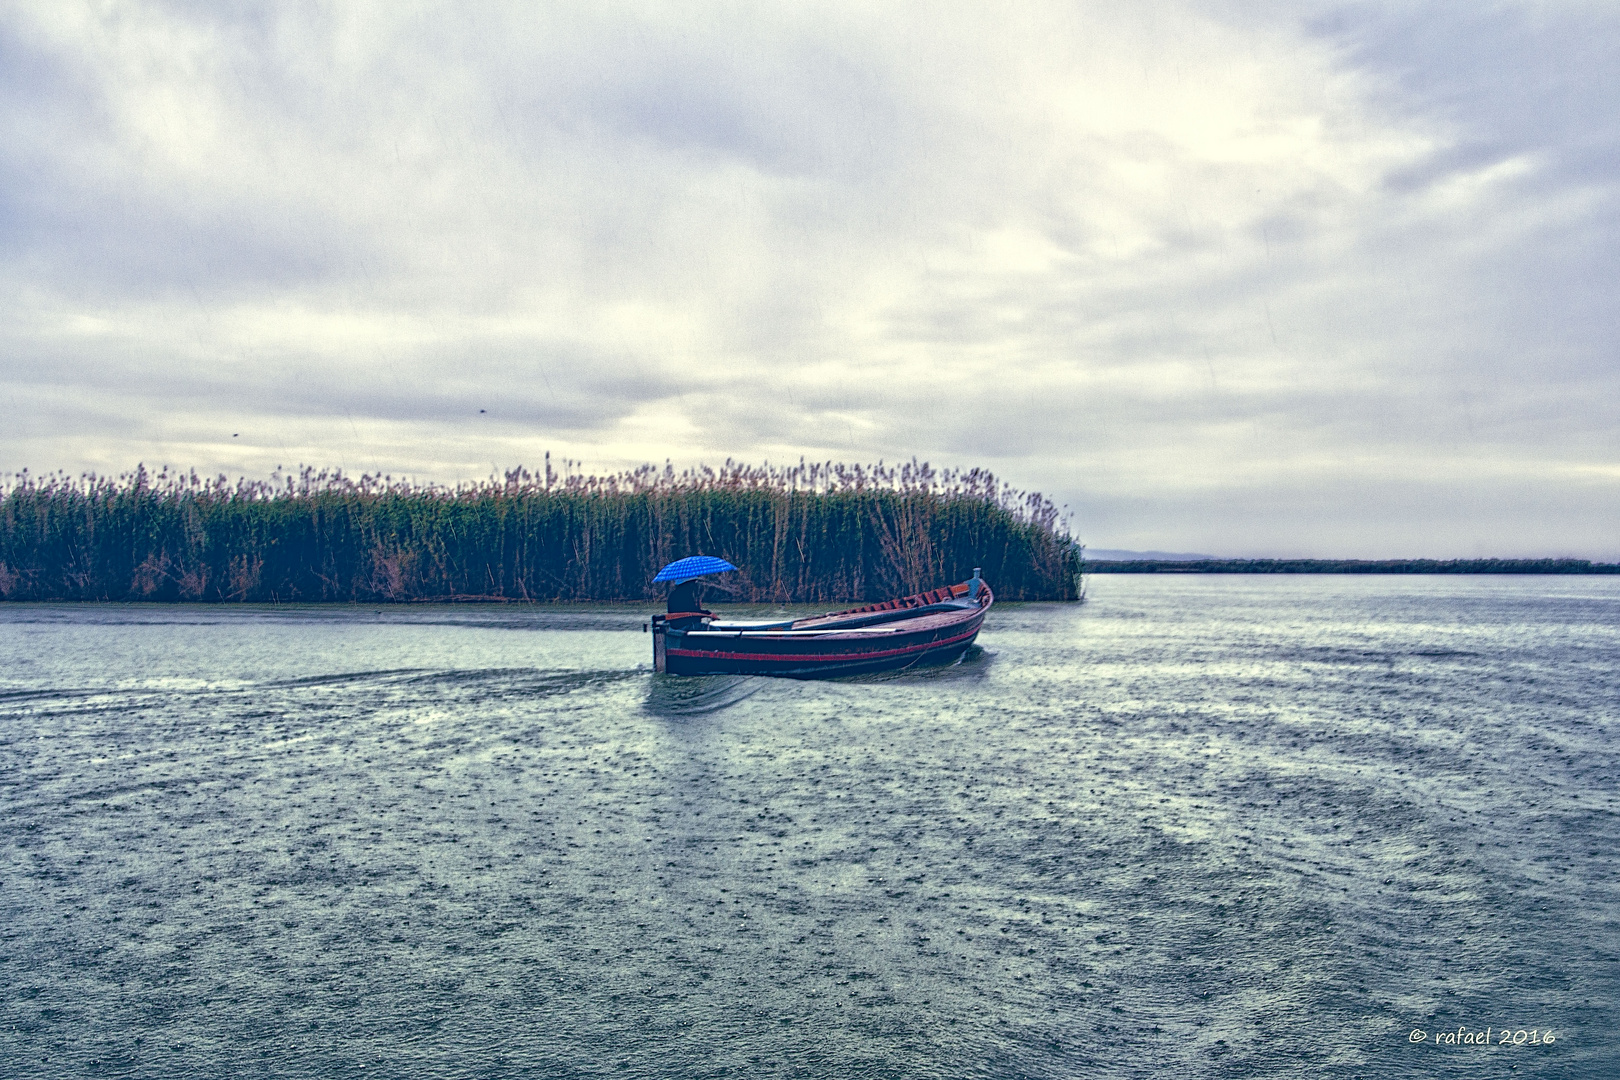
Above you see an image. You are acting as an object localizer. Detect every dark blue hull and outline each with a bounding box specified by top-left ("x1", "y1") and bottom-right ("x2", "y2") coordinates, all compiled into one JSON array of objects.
[{"x1": 653, "y1": 582, "x2": 992, "y2": 679}]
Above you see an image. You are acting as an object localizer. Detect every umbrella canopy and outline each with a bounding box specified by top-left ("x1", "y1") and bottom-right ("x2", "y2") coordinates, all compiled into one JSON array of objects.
[{"x1": 653, "y1": 555, "x2": 738, "y2": 583}]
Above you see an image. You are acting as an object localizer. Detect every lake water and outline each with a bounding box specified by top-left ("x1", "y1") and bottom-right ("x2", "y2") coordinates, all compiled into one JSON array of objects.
[{"x1": 1, "y1": 577, "x2": 1616, "y2": 1079}]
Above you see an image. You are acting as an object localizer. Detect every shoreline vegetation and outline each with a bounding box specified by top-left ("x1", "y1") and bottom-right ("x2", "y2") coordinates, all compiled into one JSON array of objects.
[
  {"x1": 1085, "y1": 558, "x2": 1620, "y2": 574},
  {"x1": 0, "y1": 459, "x2": 1082, "y2": 603}
]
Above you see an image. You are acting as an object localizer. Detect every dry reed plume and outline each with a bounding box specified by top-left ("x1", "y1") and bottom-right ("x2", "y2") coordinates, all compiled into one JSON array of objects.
[{"x1": 0, "y1": 457, "x2": 1083, "y2": 603}]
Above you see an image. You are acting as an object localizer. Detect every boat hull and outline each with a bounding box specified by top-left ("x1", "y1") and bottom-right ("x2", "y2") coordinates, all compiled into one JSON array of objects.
[{"x1": 654, "y1": 582, "x2": 992, "y2": 679}]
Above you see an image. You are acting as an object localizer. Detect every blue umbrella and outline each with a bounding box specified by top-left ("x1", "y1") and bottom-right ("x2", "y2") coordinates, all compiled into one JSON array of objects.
[{"x1": 653, "y1": 555, "x2": 738, "y2": 583}]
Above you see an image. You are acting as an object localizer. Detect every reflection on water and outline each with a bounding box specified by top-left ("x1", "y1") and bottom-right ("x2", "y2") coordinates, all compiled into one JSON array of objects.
[
  {"x1": 1, "y1": 579, "x2": 1617, "y2": 1080},
  {"x1": 879, "y1": 641, "x2": 992, "y2": 682}
]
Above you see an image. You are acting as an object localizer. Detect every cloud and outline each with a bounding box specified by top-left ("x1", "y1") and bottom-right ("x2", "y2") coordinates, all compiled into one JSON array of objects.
[{"x1": 1, "y1": 1, "x2": 1617, "y2": 556}]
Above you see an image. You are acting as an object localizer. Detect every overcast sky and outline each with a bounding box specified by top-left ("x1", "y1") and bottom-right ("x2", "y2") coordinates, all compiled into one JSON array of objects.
[{"x1": 3, "y1": 1, "x2": 1617, "y2": 557}]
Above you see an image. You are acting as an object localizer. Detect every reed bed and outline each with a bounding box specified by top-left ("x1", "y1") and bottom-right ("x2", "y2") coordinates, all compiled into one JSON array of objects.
[{"x1": 0, "y1": 459, "x2": 1082, "y2": 603}]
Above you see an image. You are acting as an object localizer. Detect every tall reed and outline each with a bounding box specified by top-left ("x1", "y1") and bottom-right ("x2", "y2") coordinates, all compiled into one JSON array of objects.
[{"x1": 0, "y1": 459, "x2": 1082, "y2": 603}]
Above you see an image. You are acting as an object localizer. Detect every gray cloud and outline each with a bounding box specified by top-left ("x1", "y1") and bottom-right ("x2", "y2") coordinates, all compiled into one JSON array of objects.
[{"x1": 2, "y1": 1, "x2": 1616, "y2": 556}]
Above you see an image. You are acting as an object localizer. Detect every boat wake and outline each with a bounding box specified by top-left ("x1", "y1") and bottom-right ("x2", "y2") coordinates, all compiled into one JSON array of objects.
[{"x1": 642, "y1": 674, "x2": 762, "y2": 718}]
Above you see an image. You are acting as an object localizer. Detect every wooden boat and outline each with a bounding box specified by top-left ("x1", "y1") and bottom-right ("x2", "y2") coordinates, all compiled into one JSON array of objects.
[{"x1": 652, "y1": 571, "x2": 993, "y2": 678}]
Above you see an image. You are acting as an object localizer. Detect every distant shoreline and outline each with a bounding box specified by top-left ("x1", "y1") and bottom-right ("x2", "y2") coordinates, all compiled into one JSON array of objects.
[{"x1": 1083, "y1": 558, "x2": 1620, "y2": 574}]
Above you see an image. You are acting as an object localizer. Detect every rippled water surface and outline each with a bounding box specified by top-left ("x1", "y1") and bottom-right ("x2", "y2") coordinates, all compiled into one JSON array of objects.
[{"x1": 2, "y1": 577, "x2": 1617, "y2": 1079}]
